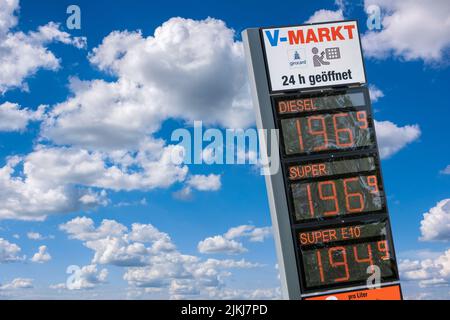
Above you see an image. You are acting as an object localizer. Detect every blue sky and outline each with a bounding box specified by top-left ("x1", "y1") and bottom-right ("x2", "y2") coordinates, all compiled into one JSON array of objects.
[{"x1": 0, "y1": 0, "x2": 449, "y2": 299}]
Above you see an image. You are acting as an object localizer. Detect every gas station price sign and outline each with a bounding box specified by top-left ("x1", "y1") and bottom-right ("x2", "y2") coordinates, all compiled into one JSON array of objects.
[
  {"x1": 274, "y1": 90, "x2": 376, "y2": 156},
  {"x1": 243, "y1": 22, "x2": 402, "y2": 299},
  {"x1": 277, "y1": 89, "x2": 400, "y2": 296},
  {"x1": 288, "y1": 156, "x2": 385, "y2": 222},
  {"x1": 297, "y1": 220, "x2": 398, "y2": 290}
]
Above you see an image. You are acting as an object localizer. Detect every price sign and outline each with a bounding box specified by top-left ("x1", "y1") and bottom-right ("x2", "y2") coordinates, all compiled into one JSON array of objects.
[
  {"x1": 243, "y1": 22, "x2": 401, "y2": 300},
  {"x1": 297, "y1": 221, "x2": 398, "y2": 290}
]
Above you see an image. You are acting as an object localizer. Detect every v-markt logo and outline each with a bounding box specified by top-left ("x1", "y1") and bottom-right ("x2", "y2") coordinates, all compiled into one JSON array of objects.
[
  {"x1": 287, "y1": 48, "x2": 307, "y2": 68},
  {"x1": 264, "y1": 24, "x2": 357, "y2": 47}
]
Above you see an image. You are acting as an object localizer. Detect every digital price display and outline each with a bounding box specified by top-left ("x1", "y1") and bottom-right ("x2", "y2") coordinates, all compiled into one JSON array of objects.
[
  {"x1": 287, "y1": 156, "x2": 384, "y2": 222},
  {"x1": 291, "y1": 174, "x2": 383, "y2": 221},
  {"x1": 297, "y1": 221, "x2": 398, "y2": 290},
  {"x1": 281, "y1": 111, "x2": 373, "y2": 155}
]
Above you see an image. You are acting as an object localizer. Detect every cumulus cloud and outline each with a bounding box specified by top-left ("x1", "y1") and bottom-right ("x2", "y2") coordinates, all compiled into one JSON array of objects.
[
  {"x1": 362, "y1": 0, "x2": 450, "y2": 63},
  {"x1": 368, "y1": 85, "x2": 384, "y2": 102},
  {"x1": 305, "y1": 9, "x2": 344, "y2": 24},
  {"x1": 0, "y1": 102, "x2": 45, "y2": 132},
  {"x1": 0, "y1": 278, "x2": 33, "y2": 290},
  {"x1": 41, "y1": 17, "x2": 253, "y2": 153},
  {"x1": 60, "y1": 217, "x2": 176, "y2": 266},
  {"x1": 0, "y1": 141, "x2": 188, "y2": 220},
  {"x1": 374, "y1": 120, "x2": 421, "y2": 158},
  {"x1": 224, "y1": 225, "x2": 272, "y2": 242},
  {"x1": 198, "y1": 225, "x2": 272, "y2": 254},
  {"x1": 65, "y1": 265, "x2": 108, "y2": 290},
  {"x1": 420, "y1": 199, "x2": 450, "y2": 242},
  {"x1": 440, "y1": 165, "x2": 450, "y2": 175},
  {"x1": 173, "y1": 174, "x2": 222, "y2": 201},
  {"x1": 305, "y1": 0, "x2": 345, "y2": 23},
  {"x1": 31, "y1": 245, "x2": 51, "y2": 263},
  {"x1": 60, "y1": 217, "x2": 127, "y2": 241},
  {"x1": 187, "y1": 174, "x2": 221, "y2": 191},
  {"x1": 0, "y1": 153, "x2": 109, "y2": 221},
  {"x1": 400, "y1": 249, "x2": 450, "y2": 288},
  {"x1": 0, "y1": 238, "x2": 23, "y2": 263},
  {"x1": 27, "y1": 232, "x2": 44, "y2": 240},
  {"x1": 60, "y1": 217, "x2": 263, "y2": 298},
  {"x1": 198, "y1": 236, "x2": 247, "y2": 255},
  {"x1": 0, "y1": 0, "x2": 85, "y2": 93}
]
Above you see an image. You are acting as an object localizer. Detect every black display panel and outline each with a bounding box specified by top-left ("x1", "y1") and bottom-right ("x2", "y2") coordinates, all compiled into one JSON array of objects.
[
  {"x1": 297, "y1": 221, "x2": 397, "y2": 290},
  {"x1": 281, "y1": 111, "x2": 374, "y2": 155},
  {"x1": 291, "y1": 174, "x2": 383, "y2": 221},
  {"x1": 269, "y1": 87, "x2": 400, "y2": 297}
]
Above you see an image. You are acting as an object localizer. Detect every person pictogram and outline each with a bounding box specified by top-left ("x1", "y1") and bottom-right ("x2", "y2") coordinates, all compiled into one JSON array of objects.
[{"x1": 312, "y1": 47, "x2": 330, "y2": 67}]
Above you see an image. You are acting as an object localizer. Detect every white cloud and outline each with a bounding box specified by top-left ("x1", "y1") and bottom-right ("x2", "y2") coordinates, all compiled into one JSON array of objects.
[
  {"x1": 305, "y1": 0, "x2": 345, "y2": 23},
  {"x1": 27, "y1": 232, "x2": 43, "y2": 240},
  {"x1": 60, "y1": 217, "x2": 175, "y2": 266},
  {"x1": 198, "y1": 236, "x2": 247, "y2": 255},
  {"x1": 247, "y1": 227, "x2": 273, "y2": 242},
  {"x1": 31, "y1": 245, "x2": 51, "y2": 263},
  {"x1": 0, "y1": 142, "x2": 187, "y2": 220},
  {"x1": 172, "y1": 186, "x2": 193, "y2": 201},
  {"x1": 0, "y1": 278, "x2": 33, "y2": 290},
  {"x1": 0, "y1": 102, "x2": 45, "y2": 132},
  {"x1": 0, "y1": 153, "x2": 108, "y2": 221},
  {"x1": 0, "y1": 238, "x2": 22, "y2": 263},
  {"x1": 440, "y1": 165, "x2": 450, "y2": 175},
  {"x1": 65, "y1": 265, "x2": 108, "y2": 290},
  {"x1": 400, "y1": 249, "x2": 450, "y2": 288},
  {"x1": 60, "y1": 217, "x2": 263, "y2": 297},
  {"x1": 187, "y1": 174, "x2": 221, "y2": 191},
  {"x1": 420, "y1": 199, "x2": 450, "y2": 241},
  {"x1": 0, "y1": 0, "x2": 85, "y2": 93},
  {"x1": 224, "y1": 225, "x2": 272, "y2": 242},
  {"x1": 60, "y1": 217, "x2": 127, "y2": 241},
  {"x1": 23, "y1": 143, "x2": 187, "y2": 192},
  {"x1": 362, "y1": 0, "x2": 450, "y2": 62},
  {"x1": 0, "y1": 0, "x2": 18, "y2": 35},
  {"x1": 368, "y1": 85, "x2": 384, "y2": 102},
  {"x1": 198, "y1": 224, "x2": 272, "y2": 255},
  {"x1": 305, "y1": 9, "x2": 344, "y2": 24},
  {"x1": 374, "y1": 120, "x2": 421, "y2": 158},
  {"x1": 41, "y1": 17, "x2": 253, "y2": 153},
  {"x1": 173, "y1": 174, "x2": 222, "y2": 200}
]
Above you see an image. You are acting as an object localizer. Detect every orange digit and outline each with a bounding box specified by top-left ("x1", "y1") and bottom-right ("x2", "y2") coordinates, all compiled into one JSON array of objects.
[
  {"x1": 295, "y1": 119, "x2": 305, "y2": 152},
  {"x1": 308, "y1": 116, "x2": 328, "y2": 151},
  {"x1": 357, "y1": 111, "x2": 368, "y2": 129},
  {"x1": 316, "y1": 250, "x2": 325, "y2": 283},
  {"x1": 378, "y1": 240, "x2": 390, "y2": 260},
  {"x1": 328, "y1": 246, "x2": 350, "y2": 282},
  {"x1": 333, "y1": 113, "x2": 354, "y2": 147},
  {"x1": 343, "y1": 177, "x2": 364, "y2": 213},
  {"x1": 353, "y1": 244, "x2": 374, "y2": 273},
  {"x1": 367, "y1": 175, "x2": 379, "y2": 194},
  {"x1": 318, "y1": 181, "x2": 339, "y2": 216},
  {"x1": 306, "y1": 184, "x2": 315, "y2": 218}
]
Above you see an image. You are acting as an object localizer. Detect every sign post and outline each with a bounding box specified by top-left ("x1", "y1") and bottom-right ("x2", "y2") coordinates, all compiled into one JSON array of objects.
[{"x1": 243, "y1": 20, "x2": 402, "y2": 300}]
